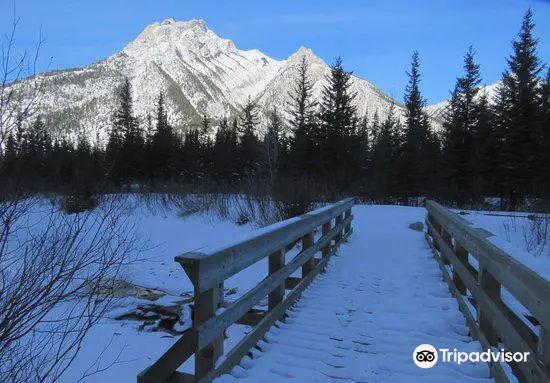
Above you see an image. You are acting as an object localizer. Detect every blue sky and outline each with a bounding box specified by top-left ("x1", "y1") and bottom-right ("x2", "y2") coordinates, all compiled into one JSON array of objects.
[{"x1": 1, "y1": 0, "x2": 549, "y2": 103}]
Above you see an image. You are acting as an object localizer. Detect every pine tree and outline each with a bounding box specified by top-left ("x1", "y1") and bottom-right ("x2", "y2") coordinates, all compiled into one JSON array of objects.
[
  {"x1": 182, "y1": 128, "x2": 200, "y2": 180},
  {"x1": 264, "y1": 108, "x2": 284, "y2": 184},
  {"x1": 443, "y1": 47, "x2": 482, "y2": 204},
  {"x1": 150, "y1": 92, "x2": 176, "y2": 181},
  {"x1": 73, "y1": 132, "x2": 94, "y2": 193},
  {"x1": 0, "y1": 133, "x2": 19, "y2": 183},
  {"x1": 317, "y1": 56, "x2": 359, "y2": 188},
  {"x1": 494, "y1": 9, "x2": 544, "y2": 199},
  {"x1": 107, "y1": 78, "x2": 143, "y2": 185},
  {"x1": 371, "y1": 103, "x2": 400, "y2": 202},
  {"x1": 19, "y1": 116, "x2": 51, "y2": 181},
  {"x1": 470, "y1": 92, "x2": 497, "y2": 199},
  {"x1": 238, "y1": 98, "x2": 261, "y2": 177},
  {"x1": 356, "y1": 115, "x2": 370, "y2": 174},
  {"x1": 212, "y1": 117, "x2": 238, "y2": 182},
  {"x1": 400, "y1": 51, "x2": 438, "y2": 203},
  {"x1": 541, "y1": 68, "x2": 550, "y2": 195},
  {"x1": 198, "y1": 115, "x2": 213, "y2": 178},
  {"x1": 287, "y1": 56, "x2": 318, "y2": 176}
]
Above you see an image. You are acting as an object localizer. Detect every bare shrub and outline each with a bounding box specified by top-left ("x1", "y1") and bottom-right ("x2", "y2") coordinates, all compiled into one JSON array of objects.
[
  {"x1": 523, "y1": 214, "x2": 550, "y2": 257},
  {"x1": 501, "y1": 213, "x2": 550, "y2": 257},
  {"x1": 0, "y1": 195, "x2": 141, "y2": 382}
]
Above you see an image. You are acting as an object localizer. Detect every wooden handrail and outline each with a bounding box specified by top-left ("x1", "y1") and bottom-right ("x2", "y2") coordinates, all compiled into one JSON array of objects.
[
  {"x1": 425, "y1": 200, "x2": 550, "y2": 383},
  {"x1": 175, "y1": 198, "x2": 355, "y2": 294},
  {"x1": 137, "y1": 198, "x2": 355, "y2": 383}
]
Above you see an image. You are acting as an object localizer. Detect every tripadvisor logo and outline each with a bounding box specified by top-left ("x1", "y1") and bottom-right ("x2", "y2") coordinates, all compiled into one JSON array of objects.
[
  {"x1": 413, "y1": 344, "x2": 438, "y2": 368},
  {"x1": 413, "y1": 344, "x2": 530, "y2": 369}
]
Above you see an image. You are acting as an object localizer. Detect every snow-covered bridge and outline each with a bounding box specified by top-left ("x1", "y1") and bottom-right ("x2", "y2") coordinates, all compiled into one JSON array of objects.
[{"x1": 137, "y1": 200, "x2": 550, "y2": 383}]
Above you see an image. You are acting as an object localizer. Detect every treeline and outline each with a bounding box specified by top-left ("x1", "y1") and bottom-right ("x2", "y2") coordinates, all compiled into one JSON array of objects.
[{"x1": 0, "y1": 9, "x2": 549, "y2": 209}]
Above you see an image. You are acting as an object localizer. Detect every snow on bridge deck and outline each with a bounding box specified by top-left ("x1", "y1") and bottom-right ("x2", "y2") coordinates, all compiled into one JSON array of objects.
[{"x1": 217, "y1": 205, "x2": 493, "y2": 383}]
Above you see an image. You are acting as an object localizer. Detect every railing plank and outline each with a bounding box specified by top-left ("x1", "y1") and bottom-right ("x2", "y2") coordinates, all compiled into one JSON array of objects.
[
  {"x1": 426, "y1": 201, "x2": 550, "y2": 331},
  {"x1": 139, "y1": 199, "x2": 355, "y2": 383},
  {"x1": 425, "y1": 231, "x2": 512, "y2": 383},
  {"x1": 195, "y1": 216, "x2": 352, "y2": 350},
  {"x1": 176, "y1": 198, "x2": 354, "y2": 294},
  {"x1": 137, "y1": 330, "x2": 197, "y2": 383},
  {"x1": 197, "y1": 229, "x2": 352, "y2": 383},
  {"x1": 426, "y1": 219, "x2": 477, "y2": 294},
  {"x1": 426, "y1": 200, "x2": 550, "y2": 382}
]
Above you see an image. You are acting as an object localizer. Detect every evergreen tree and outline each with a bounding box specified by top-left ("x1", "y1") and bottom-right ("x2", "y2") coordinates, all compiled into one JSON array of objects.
[
  {"x1": 264, "y1": 108, "x2": 284, "y2": 184},
  {"x1": 19, "y1": 116, "x2": 51, "y2": 181},
  {"x1": 238, "y1": 98, "x2": 261, "y2": 177},
  {"x1": 198, "y1": 115, "x2": 213, "y2": 178},
  {"x1": 0, "y1": 133, "x2": 19, "y2": 183},
  {"x1": 371, "y1": 104, "x2": 400, "y2": 201},
  {"x1": 150, "y1": 93, "x2": 176, "y2": 181},
  {"x1": 73, "y1": 132, "x2": 94, "y2": 194},
  {"x1": 212, "y1": 117, "x2": 239, "y2": 182},
  {"x1": 442, "y1": 47, "x2": 482, "y2": 204},
  {"x1": 356, "y1": 115, "x2": 371, "y2": 176},
  {"x1": 107, "y1": 78, "x2": 143, "y2": 185},
  {"x1": 494, "y1": 9, "x2": 544, "y2": 199},
  {"x1": 541, "y1": 68, "x2": 550, "y2": 195},
  {"x1": 182, "y1": 128, "x2": 200, "y2": 180},
  {"x1": 400, "y1": 51, "x2": 439, "y2": 203},
  {"x1": 317, "y1": 56, "x2": 359, "y2": 187},
  {"x1": 287, "y1": 56, "x2": 318, "y2": 176}
]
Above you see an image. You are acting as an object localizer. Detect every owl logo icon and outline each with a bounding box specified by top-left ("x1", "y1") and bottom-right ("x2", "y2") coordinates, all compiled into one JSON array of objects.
[{"x1": 413, "y1": 344, "x2": 438, "y2": 368}]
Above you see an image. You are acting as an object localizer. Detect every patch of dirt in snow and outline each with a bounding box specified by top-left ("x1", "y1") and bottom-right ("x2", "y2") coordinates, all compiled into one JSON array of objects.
[
  {"x1": 408, "y1": 221, "x2": 424, "y2": 232},
  {"x1": 108, "y1": 279, "x2": 194, "y2": 335}
]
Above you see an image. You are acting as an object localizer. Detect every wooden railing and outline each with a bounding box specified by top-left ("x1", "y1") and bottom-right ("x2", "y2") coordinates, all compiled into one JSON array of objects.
[
  {"x1": 425, "y1": 201, "x2": 550, "y2": 383},
  {"x1": 137, "y1": 198, "x2": 355, "y2": 383}
]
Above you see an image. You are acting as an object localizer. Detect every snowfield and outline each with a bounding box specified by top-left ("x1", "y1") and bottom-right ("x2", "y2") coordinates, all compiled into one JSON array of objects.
[
  {"x1": 459, "y1": 209, "x2": 550, "y2": 282},
  {"x1": 52, "y1": 201, "x2": 504, "y2": 382},
  {"x1": 15, "y1": 197, "x2": 548, "y2": 382},
  {"x1": 216, "y1": 205, "x2": 492, "y2": 383}
]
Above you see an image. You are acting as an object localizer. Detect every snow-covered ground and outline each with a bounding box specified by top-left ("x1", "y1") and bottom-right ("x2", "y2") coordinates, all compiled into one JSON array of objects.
[
  {"x1": 57, "y1": 195, "x2": 258, "y2": 382},
  {"x1": 217, "y1": 205, "x2": 491, "y2": 383},
  {"x1": 456, "y1": 209, "x2": 550, "y2": 282},
  {"x1": 18, "y1": 198, "x2": 550, "y2": 382},
  {"x1": 54, "y1": 201, "x2": 499, "y2": 382}
]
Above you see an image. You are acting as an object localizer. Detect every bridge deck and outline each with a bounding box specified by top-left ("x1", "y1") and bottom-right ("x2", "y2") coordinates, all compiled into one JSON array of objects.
[{"x1": 216, "y1": 206, "x2": 493, "y2": 383}]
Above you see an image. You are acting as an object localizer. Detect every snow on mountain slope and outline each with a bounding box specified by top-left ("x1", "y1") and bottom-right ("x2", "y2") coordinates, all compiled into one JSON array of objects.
[
  {"x1": 254, "y1": 47, "x2": 404, "y2": 125},
  {"x1": 12, "y1": 18, "x2": 439, "y2": 140},
  {"x1": 425, "y1": 82, "x2": 501, "y2": 122}
]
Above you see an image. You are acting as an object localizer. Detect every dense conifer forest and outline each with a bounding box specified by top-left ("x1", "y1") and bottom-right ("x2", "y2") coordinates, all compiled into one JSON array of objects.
[{"x1": 1, "y1": 10, "x2": 549, "y2": 211}]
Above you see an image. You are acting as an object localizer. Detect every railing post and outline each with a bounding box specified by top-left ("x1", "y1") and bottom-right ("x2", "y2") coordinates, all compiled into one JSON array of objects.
[
  {"x1": 478, "y1": 266, "x2": 501, "y2": 346},
  {"x1": 539, "y1": 327, "x2": 550, "y2": 369},
  {"x1": 453, "y1": 242, "x2": 468, "y2": 295},
  {"x1": 301, "y1": 231, "x2": 315, "y2": 277},
  {"x1": 344, "y1": 208, "x2": 352, "y2": 234},
  {"x1": 194, "y1": 285, "x2": 223, "y2": 379},
  {"x1": 268, "y1": 249, "x2": 285, "y2": 311},
  {"x1": 441, "y1": 228, "x2": 452, "y2": 265},
  {"x1": 432, "y1": 220, "x2": 441, "y2": 251},
  {"x1": 335, "y1": 214, "x2": 343, "y2": 243},
  {"x1": 322, "y1": 221, "x2": 331, "y2": 258}
]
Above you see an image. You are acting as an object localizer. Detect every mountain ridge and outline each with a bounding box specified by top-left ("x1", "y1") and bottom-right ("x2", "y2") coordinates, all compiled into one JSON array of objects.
[{"x1": 11, "y1": 18, "x2": 443, "y2": 140}]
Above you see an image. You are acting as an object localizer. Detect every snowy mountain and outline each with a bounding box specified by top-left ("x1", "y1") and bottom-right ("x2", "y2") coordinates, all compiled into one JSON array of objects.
[{"x1": 13, "y1": 19, "x2": 440, "y2": 139}]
